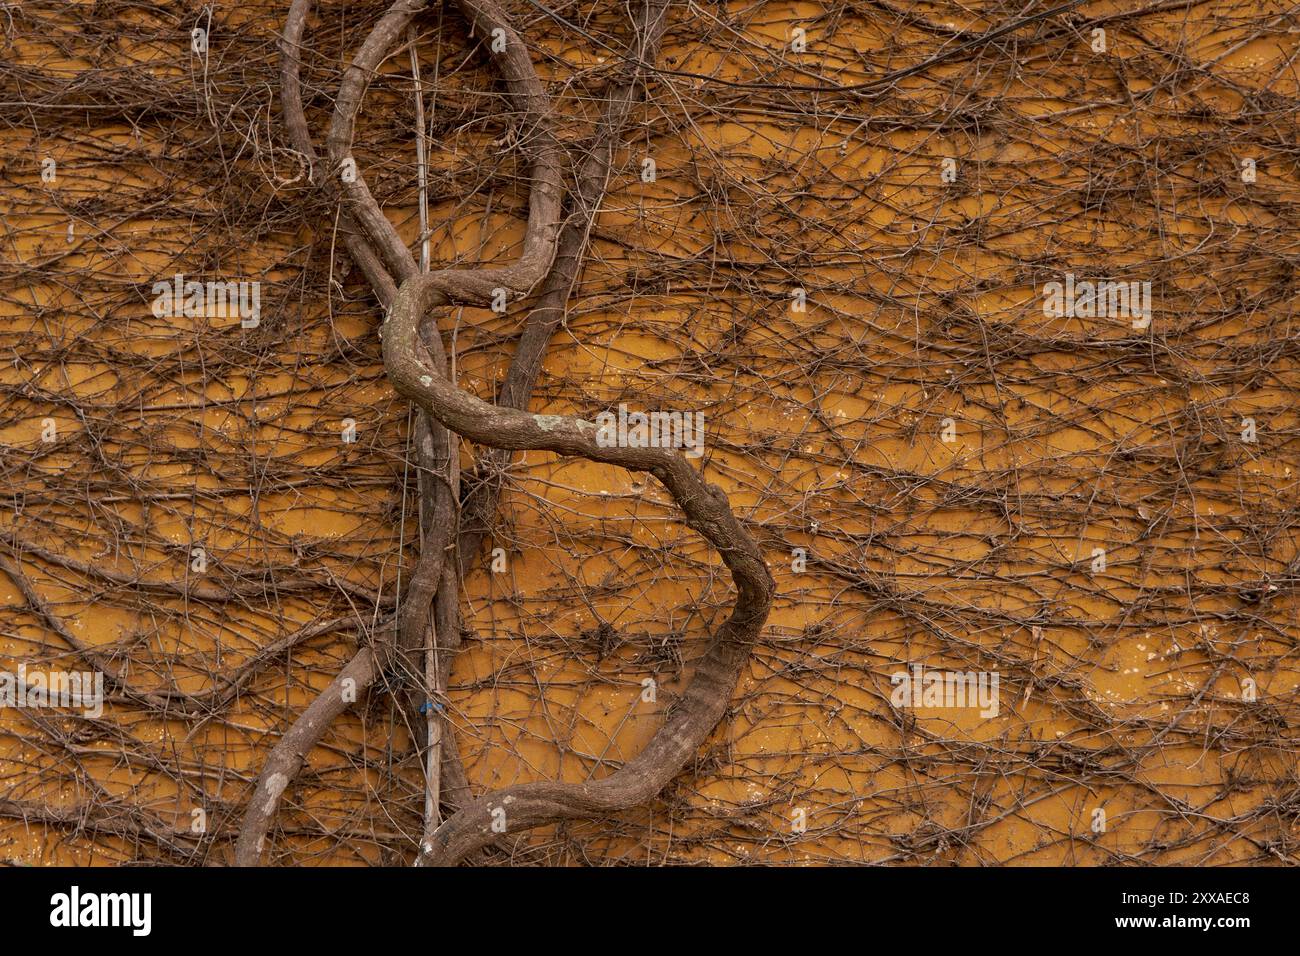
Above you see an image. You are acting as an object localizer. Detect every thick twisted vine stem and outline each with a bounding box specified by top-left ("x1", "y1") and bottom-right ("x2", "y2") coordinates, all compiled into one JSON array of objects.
[
  {"x1": 237, "y1": 0, "x2": 475, "y2": 867},
  {"x1": 281, "y1": 0, "x2": 399, "y2": 306},
  {"x1": 457, "y1": 0, "x2": 671, "y2": 566},
  {"x1": 382, "y1": 276, "x2": 775, "y2": 864},
  {"x1": 235, "y1": 0, "x2": 772, "y2": 867}
]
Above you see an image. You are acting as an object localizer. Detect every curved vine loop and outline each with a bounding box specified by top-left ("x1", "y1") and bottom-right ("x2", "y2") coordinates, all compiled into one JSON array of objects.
[{"x1": 236, "y1": 0, "x2": 774, "y2": 866}]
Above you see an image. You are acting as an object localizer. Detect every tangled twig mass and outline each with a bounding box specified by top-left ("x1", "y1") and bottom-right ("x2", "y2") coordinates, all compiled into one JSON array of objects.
[{"x1": 2, "y1": 0, "x2": 1299, "y2": 866}]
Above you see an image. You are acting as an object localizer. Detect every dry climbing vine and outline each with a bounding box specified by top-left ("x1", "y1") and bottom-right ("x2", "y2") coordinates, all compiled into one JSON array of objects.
[
  {"x1": 233, "y1": 0, "x2": 775, "y2": 866},
  {"x1": 2, "y1": 0, "x2": 1299, "y2": 867}
]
